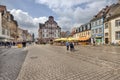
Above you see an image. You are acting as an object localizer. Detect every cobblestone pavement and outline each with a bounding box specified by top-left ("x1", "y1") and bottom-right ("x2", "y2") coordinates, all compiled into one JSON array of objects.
[
  {"x1": 0, "y1": 48, "x2": 9, "y2": 55},
  {"x1": 0, "y1": 48, "x2": 28, "y2": 80},
  {"x1": 16, "y1": 45, "x2": 120, "y2": 80}
]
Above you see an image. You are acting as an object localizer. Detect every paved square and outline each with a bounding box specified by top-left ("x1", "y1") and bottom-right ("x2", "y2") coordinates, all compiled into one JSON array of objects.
[{"x1": 16, "y1": 45, "x2": 120, "y2": 80}]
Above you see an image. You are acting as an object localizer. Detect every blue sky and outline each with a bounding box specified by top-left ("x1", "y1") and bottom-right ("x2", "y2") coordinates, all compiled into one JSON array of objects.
[
  {"x1": 1, "y1": 0, "x2": 57, "y2": 17},
  {"x1": 0, "y1": 0, "x2": 118, "y2": 37}
]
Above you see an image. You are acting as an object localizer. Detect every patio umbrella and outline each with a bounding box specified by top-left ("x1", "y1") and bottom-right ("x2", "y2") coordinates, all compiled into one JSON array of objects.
[
  {"x1": 67, "y1": 37, "x2": 79, "y2": 42},
  {"x1": 54, "y1": 38, "x2": 67, "y2": 42}
]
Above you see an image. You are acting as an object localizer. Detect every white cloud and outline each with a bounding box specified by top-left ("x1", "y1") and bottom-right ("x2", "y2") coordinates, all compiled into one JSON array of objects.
[
  {"x1": 10, "y1": 9, "x2": 48, "y2": 37},
  {"x1": 35, "y1": 0, "x2": 117, "y2": 31},
  {"x1": 9, "y1": 0, "x2": 118, "y2": 37}
]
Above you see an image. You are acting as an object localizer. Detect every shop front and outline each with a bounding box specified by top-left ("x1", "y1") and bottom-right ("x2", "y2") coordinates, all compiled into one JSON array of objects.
[
  {"x1": 79, "y1": 36, "x2": 91, "y2": 45},
  {"x1": 91, "y1": 34, "x2": 104, "y2": 45}
]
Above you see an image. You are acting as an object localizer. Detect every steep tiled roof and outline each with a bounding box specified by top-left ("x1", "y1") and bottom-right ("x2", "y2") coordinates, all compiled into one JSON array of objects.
[
  {"x1": 0, "y1": 5, "x2": 6, "y2": 12},
  {"x1": 91, "y1": 6, "x2": 110, "y2": 21},
  {"x1": 39, "y1": 23, "x2": 45, "y2": 29},
  {"x1": 105, "y1": 3, "x2": 120, "y2": 21}
]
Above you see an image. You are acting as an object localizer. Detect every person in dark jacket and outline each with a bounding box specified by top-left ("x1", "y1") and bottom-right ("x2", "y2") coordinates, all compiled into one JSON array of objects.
[{"x1": 69, "y1": 42, "x2": 74, "y2": 51}]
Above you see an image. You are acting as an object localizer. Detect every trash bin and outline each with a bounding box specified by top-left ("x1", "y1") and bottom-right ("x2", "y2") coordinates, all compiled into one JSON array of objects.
[{"x1": 17, "y1": 43, "x2": 22, "y2": 48}]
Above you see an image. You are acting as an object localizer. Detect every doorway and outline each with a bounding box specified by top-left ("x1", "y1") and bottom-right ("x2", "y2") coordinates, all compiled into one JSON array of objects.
[{"x1": 105, "y1": 38, "x2": 109, "y2": 44}]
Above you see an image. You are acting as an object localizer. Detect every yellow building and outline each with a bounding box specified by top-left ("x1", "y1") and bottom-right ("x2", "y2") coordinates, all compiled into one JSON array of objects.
[{"x1": 74, "y1": 23, "x2": 91, "y2": 45}]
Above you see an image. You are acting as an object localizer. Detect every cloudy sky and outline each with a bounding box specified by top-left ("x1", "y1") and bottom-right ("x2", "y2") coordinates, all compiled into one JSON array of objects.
[{"x1": 0, "y1": 0, "x2": 118, "y2": 37}]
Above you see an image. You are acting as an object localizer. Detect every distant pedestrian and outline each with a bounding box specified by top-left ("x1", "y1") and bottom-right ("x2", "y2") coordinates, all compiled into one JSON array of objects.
[
  {"x1": 69, "y1": 42, "x2": 74, "y2": 51},
  {"x1": 66, "y1": 41, "x2": 69, "y2": 51},
  {"x1": 93, "y1": 40, "x2": 95, "y2": 46}
]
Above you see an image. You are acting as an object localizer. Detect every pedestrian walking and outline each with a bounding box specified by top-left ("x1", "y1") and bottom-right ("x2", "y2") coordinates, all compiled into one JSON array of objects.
[
  {"x1": 69, "y1": 42, "x2": 74, "y2": 51},
  {"x1": 93, "y1": 40, "x2": 95, "y2": 46},
  {"x1": 66, "y1": 41, "x2": 69, "y2": 51}
]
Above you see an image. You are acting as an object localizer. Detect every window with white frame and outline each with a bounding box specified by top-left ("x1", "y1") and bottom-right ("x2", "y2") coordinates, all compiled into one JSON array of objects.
[
  {"x1": 95, "y1": 29, "x2": 98, "y2": 33},
  {"x1": 91, "y1": 22, "x2": 95, "y2": 27},
  {"x1": 99, "y1": 28, "x2": 102, "y2": 33},
  {"x1": 115, "y1": 31, "x2": 120, "y2": 40},
  {"x1": 2, "y1": 28, "x2": 5, "y2": 35},
  {"x1": 105, "y1": 33, "x2": 108, "y2": 36},
  {"x1": 91, "y1": 22, "x2": 94, "y2": 27},
  {"x1": 88, "y1": 31, "x2": 90, "y2": 35},
  {"x1": 99, "y1": 20, "x2": 102, "y2": 25},
  {"x1": 46, "y1": 29, "x2": 48, "y2": 32},
  {"x1": 98, "y1": 20, "x2": 99, "y2": 25},
  {"x1": 95, "y1": 21, "x2": 97, "y2": 26},
  {"x1": 92, "y1": 30, "x2": 94, "y2": 34},
  {"x1": 42, "y1": 29, "x2": 44, "y2": 32},
  {"x1": 85, "y1": 25, "x2": 87, "y2": 30},
  {"x1": 42, "y1": 34, "x2": 45, "y2": 37},
  {"x1": 7, "y1": 30, "x2": 9, "y2": 36},
  {"x1": 46, "y1": 34, "x2": 48, "y2": 37},
  {"x1": 54, "y1": 34, "x2": 56, "y2": 37},
  {"x1": 83, "y1": 26, "x2": 85, "y2": 31},
  {"x1": 93, "y1": 22, "x2": 95, "y2": 26},
  {"x1": 105, "y1": 23, "x2": 108, "y2": 29},
  {"x1": 115, "y1": 20, "x2": 120, "y2": 27},
  {"x1": 87, "y1": 24, "x2": 90, "y2": 29},
  {"x1": 56, "y1": 30, "x2": 58, "y2": 33},
  {"x1": 80, "y1": 27, "x2": 82, "y2": 31}
]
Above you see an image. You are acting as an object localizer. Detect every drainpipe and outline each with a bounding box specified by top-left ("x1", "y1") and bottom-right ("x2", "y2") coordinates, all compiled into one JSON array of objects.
[{"x1": 102, "y1": 12, "x2": 105, "y2": 45}]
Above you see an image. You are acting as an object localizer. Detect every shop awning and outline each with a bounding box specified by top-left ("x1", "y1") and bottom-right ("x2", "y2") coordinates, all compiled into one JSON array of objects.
[
  {"x1": 79, "y1": 37, "x2": 90, "y2": 41},
  {"x1": 54, "y1": 38, "x2": 67, "y2": 42},
  {"x1": 54, "y1": 37, "x2": 78, "y2": 42}
]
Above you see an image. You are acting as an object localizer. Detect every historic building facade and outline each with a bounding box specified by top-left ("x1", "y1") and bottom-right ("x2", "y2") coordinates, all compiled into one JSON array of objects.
[
  {"x1": 38, "y1": 16, "x2": 61, "y2": 43},
  {"x1": 90, "y1": 6, "x2": 110, "y2": 45},
  {"x1": 78, "y1": 23, "x2": 91, "y2": 42},
  {"x1": 104, "y1": 1, "x2": 120, "y2": 45},
  {"x1": 18, "y1": 28, "x2": 32, "y2": 42},
  {"x1": 0, "y1": 5, "x2": 18, "y2": 42},
  {"x1": 17, "y1": 28, "x2": 24, "y2": 42},
  {"x1": 74, "y1": 23, "x2": 91, "y2": 44},
  {"x1": 0, "y1": 5, "x2": 11, "y2": 41},
  {"x1": 73, "y1": 0, "x2": 120, "y2": 45}
]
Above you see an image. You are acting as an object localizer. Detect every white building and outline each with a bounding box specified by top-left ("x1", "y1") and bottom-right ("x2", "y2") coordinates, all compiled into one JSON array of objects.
[
  {"x1": 104, "y1": 1, "x2": 120, "y2": 45},
  {"x1": 38, "y1": 16, "x2": 61, "y2": 43}
]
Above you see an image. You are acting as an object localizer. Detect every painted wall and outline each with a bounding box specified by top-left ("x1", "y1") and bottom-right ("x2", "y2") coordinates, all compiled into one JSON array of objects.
[
  {"x1": 111, "y1": 17, "x2": 120, "y2": 43},
  {"x1": 91, "y1": 18, "x2": 104, "y2": 44}
]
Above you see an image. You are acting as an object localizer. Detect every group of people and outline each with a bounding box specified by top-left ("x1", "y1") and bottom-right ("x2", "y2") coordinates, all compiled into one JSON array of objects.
[
  {"x1": 0, "y1": 41, "x2": 27, "y2": 48},
  {"x1": 0, "y1": 41, "x2": 16, "y2": 48},
  {"x1": 66, "y1": 41, "x2": 74, "y2": 51}
]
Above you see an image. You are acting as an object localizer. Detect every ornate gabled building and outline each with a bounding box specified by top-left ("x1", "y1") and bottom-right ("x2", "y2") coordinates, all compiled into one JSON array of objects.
[{"x1": 38, "y1": 16, "x2": 61, "y2": 43}]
